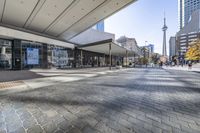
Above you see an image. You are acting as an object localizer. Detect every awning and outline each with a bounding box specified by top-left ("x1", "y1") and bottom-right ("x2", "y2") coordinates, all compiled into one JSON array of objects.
[
  {"x1": 0, "y1": 0, "x2": 136, "y2": 41},
  {"x1": 78, "y1": 39, "x2": 137, "y2": 57},
  {"x1": 0, "y1": 26, "x2": 74, "y2": 49}
]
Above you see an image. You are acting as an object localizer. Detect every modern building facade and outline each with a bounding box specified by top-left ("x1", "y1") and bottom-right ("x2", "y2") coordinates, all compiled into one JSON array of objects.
[
  {"x1": 178, "y1": 0, "x2": 200, "y2": 29},
  {"x1": 116, "y1": 36, "x2": 137, "y2": 50},
  {"x1": 176, "y1": 9, "x2": 200, "y2": 57},
  {"x1": 116, "y1": 36, "x2": 142, "y2": 65},
  {"x1": 176, "y1": 32, "x2": 200, "y2": 57},
  {"x1": 146, "y1": 44, "x2": 154, "y2": 53},
  {"x1": 0, "y1": 0, "x2": 137, "y2": 70},
  {"x1": 139, "y1": 44, "x2": 154, "y2": 58},
  {"x1": 69, "y1": 28, "x2": 115, "y2": 45},
  {"x1": 169, "y1": 36, "x2": 176, "y2": 60}
]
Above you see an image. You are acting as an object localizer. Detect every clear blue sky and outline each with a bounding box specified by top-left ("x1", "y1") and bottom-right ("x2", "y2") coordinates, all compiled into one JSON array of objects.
[{"x1": 105, "y1": 0, "x2": 178, "y2": 54}]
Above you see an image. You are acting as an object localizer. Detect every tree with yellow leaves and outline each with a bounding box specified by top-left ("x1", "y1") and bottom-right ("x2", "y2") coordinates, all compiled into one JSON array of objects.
[{"x1": 185, "y1": 39, "x2": 200, "y2": 61}]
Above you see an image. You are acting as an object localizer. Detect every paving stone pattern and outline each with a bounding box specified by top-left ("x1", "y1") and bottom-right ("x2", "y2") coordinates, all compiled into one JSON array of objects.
[
  {"x1": 0, "y1": 68, "x2": 200, "y2": 133},
  {"x1": 0, "y1": 81, "x2": 24, "y2": 89}
]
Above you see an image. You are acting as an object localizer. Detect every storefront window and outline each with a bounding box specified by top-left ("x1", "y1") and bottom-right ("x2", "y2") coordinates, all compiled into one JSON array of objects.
[
  {"x1": 21, "y1": 41, "x2": 43, "y2": 69},
  {"x1": 0, "y1": 39, "x2": 12, "y2": 70},
  {"x1": 48, "y1": 45, "x2": 73, "y2": 68},
  {"x1": 1, "y1": 39, "x2": 74, "y2": 70}
]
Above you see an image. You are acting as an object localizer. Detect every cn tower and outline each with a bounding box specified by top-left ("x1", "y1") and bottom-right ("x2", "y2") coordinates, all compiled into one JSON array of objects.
[{"x1": 162, "y1": 14, "x2": 168, "y2": 56}]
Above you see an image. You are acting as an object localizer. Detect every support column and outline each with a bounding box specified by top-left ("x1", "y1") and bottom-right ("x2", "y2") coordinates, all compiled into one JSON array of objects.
[
  {"x1": 97, "y1": 56, "x2": 100, "y2": 67},
  {"x1": 104, "y1": 54, "x2": 106, "y2": 66},
  {"x1": 42, "y1": 44, "x2": 48, "y2": 69},
  {"x1": 12, "y1": 39, "x2": 22, "y2": 70},
  {"x1": 80, "y1": 49, "x2": 83, "y2": 67},
  {"x1": 133, "y1": 53, "x2": 136, "y2": 67},
  {"x1": 1, "y1": 47, "x2": 6, "y2": 54},
  {"x1": 126, "y1": 50, "x2": 128, "y2": 68},
  {"x1": 73, "y1": 48, "x2": 77, "y2": 68},
  {"x1": 122, "y1": 57, "x2": 124, "y2": 66},
  {"x1": 109, "y1": 43, "x2": 112, "y2": 70}
]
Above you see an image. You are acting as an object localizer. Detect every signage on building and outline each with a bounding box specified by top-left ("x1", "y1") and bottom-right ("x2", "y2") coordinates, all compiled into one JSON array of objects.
[{"x1": 27, "y1": 48, "x2": 39, "y2": 65}]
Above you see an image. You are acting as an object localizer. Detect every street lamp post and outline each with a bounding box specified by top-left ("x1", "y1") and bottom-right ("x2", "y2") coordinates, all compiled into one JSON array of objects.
[
  {"x1": 109, "y1": 43, "x2": 112, "y2": 70},
  {"x1": 144, "y1": 41, "x2": 148, "y2": 59}
]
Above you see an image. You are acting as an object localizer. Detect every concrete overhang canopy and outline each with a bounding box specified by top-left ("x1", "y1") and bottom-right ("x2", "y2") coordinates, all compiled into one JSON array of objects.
[
  {"x1": 78, "y1": 39, "x2": 135, "y2": 56},
  {"x1": 0, "y1": 26, "x2": 74, "y2": 48},
  {"x1": 0, "y1": 0, "x2": 136, "y2": 41}
]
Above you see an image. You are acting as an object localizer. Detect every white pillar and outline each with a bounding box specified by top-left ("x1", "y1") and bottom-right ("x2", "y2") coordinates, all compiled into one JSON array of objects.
[
  {"x1": 80, "y1": 49, "x2": 83, "y2": 67},
  {"x1": 126, "y1": 50, "x2": 128, "y2": 68},
  {"x1": 1, "y1": 47, "x2": 6, "y2": 54},
  {"x1": 109, "y1": 43, "x2": 112, "y2": 70}
]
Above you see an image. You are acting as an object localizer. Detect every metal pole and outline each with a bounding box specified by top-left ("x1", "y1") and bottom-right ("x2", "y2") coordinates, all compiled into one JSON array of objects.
[
  {"x1": 109, "y1": 43, "x2": 112, "y2": 70},
  {"x1": 80, "y1": 49, "x2": 83, "y2": 67},
  {"x1": 104, "y1": 54, "x2": 106, "y2": 67},
  {"x1": 134, "y1": 53, "x2": 136, "y2": 67},
  {"x1": 73, "y1": 48, "x2": 76, "y2": 68},
  {"x1": 126, "y1": 50, "x2": 128, "y2": 68}
]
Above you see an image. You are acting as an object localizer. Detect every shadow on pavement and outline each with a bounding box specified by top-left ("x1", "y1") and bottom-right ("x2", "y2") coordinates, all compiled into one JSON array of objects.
[
  {"x1": 0, "y1": 68, "x2": 200, "y2": 133},
  {"x1": 0, "y1": 70, "x2": 45, "y2": 82}
]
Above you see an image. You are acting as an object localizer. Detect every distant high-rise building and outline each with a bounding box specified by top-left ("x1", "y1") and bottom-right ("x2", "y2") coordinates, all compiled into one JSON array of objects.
[
  {"x1": 162, "y1": 14, "x2": 168, "y2": 56},
  {"x1": 93, "y1": 21, "x2": 104, "y2": 32},
  {"x1": 178, "y1": 0, "x2": 200, "y2": 29},
  {"x1": 169, "y1": 37, "x2": 176, "y2": 60},
  {"x1": 176, "y1": 9, "x2": 200, "y2": 56},
  {"x1": 140, "y1": 44, "x2": 154, "y2": 60},
  {"x1": 146, "y1": 44, "x2": 154, "y2": 53}
]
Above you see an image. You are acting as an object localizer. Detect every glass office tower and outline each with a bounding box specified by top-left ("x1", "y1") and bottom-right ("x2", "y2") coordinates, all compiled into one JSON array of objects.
[
  {"x1": 178, "y1": 0, "x2": 200, "y2": 29},
  {"x1": 93, "y1": 21, "x2": 104, "y2": 32}
]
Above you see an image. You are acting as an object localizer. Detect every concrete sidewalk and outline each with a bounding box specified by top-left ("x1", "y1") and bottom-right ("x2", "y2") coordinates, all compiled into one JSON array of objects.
[
  {"x1": 0, "y1": 67, "x2": 123, "y2": 82},
  {"x1": 0, "y1": 67, "x2": 129, "y2": 95},
  {"x1": 0, "y1": 67, "x2": 122, "y2": 82},
  {"x1": 163, "y1": 64, "x2": 200, "y2": 72}
]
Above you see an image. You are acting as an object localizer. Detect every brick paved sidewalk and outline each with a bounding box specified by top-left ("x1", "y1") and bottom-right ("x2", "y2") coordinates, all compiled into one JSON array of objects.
[
  {"x1": 0, "y1": 68, "x2": 200, "y2": 133},
  {"x1": 0, "y1": 67, "x2": 124, "y2": 82},
  {"x1": 0, "y1": 68, "x2": 128, "y2": 94}
]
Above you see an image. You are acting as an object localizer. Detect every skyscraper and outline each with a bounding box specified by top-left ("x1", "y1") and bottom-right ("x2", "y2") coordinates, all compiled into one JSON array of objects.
[
  {"x1": 162, "y1": 15, "x2": 168, "y2": 56},
  {"x1": 176, "y1": 9, "x2": 200, "y2": 56},
  {"x1": 93, "y1": 21, "x2": 105, "y2": 32},
  {"x1": 146, "y1": 44, "x2": 154, "y2": 53},
  {"x1": 178, "y1": 0, "x2": 200, "y2": 29},
  {"x1": 169, "y1": 36, "x2": 176, "y2": 60}
]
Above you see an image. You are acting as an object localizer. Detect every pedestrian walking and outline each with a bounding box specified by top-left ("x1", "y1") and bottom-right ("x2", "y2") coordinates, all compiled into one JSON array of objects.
[
  {"x1": 188, "y1": 61, "x2": 192, "y2": 69},
  {"x1": 159, "y1": 61, "x2": 163, "y2": 68}
]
